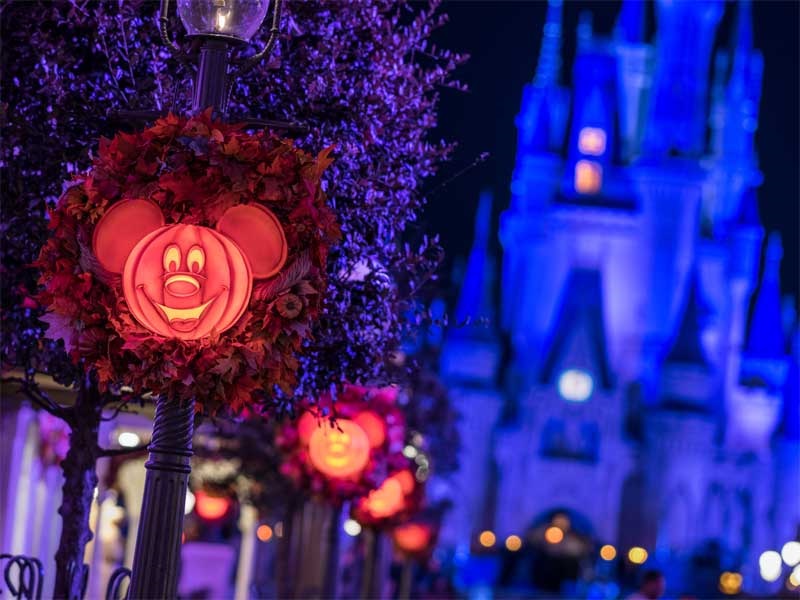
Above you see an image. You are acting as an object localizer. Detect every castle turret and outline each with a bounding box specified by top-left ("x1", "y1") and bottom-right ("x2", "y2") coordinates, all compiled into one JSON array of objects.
[{"x1": 641, "y1": 0, "x2": 724, "y2": 157}]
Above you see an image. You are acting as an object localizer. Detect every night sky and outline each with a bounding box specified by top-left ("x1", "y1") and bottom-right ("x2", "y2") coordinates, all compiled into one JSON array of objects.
[{"x1": 425, "y1": 0, "x2": 799, "y2": 306}]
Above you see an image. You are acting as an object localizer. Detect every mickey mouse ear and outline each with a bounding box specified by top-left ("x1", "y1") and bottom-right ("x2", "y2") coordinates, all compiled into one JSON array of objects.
[
  {"x1": 217, "y1": 204, "x2": 288, "y2": 279},
  {"x1": 93, "y1": 199, "x2": 165, "y2": 273}
]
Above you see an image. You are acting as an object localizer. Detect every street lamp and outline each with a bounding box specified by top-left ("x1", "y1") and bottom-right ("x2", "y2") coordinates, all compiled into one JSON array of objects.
[
  {"x1": 125, "y1": 5, "x2": 284, "y2": 599},
  {"x1": 160, "y1": 0, "x2": 282, "y2": 114}
]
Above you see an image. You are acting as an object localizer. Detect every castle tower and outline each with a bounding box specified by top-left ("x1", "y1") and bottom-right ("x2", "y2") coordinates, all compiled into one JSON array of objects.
[{"x1": 641, "y1": 0, "x2": 724, "y2": 157}]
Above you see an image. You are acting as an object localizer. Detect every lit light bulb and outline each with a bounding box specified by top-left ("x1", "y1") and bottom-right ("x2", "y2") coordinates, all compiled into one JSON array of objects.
[{"x1": 478, "y1": 530, "x2": 496, "y2": 548}]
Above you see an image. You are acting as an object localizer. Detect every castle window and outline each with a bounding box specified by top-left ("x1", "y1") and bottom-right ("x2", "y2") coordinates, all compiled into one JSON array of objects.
[
  {"x1": 578, "y1": 127, "x2": 606, "y2": 155},
  {"x1": 558, "y1": 369, "x2": 594, "y2": 402},
  {"x1": 574, "y1": 160, "x2": 602, "y2": 195}
]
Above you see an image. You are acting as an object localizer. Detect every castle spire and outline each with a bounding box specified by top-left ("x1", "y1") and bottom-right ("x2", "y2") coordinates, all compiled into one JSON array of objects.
[
  {"x1": 729, "y1": 0, "x2": 753, "y2": 97},
  {"x1": 454, "y1": 190, "x2": 496, "y2": 334},
  {"x1": 533, "y1": 0, "x2": 563, "y2": 88},
  {"x1": 615, "y1": 0, "x2": 646, "y2": 44}
]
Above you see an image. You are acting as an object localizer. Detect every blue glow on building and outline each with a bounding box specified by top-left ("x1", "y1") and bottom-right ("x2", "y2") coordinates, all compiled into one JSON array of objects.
[{"x1": 437, "y1": 0, "x2": 799, "y2": 596}]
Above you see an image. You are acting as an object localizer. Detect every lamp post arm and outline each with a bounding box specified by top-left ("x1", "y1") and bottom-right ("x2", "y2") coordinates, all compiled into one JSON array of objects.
[
  {"x1": 232, "y1": 0, "x2": 283, "y2": 75},
  {"x1": 159, "y1": 0, "x2": 189, "y2": 60}
]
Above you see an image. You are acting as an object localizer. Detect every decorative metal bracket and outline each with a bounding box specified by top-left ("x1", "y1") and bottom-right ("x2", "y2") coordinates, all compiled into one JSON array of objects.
[{"x1": 0, "y1": 554, "x2": 44, "y2": 600}]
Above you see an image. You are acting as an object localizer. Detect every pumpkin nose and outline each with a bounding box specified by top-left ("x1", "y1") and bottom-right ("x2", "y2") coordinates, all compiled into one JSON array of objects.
[{"x1": 165, "y1": 274, "x2": 201, "y2": 297}]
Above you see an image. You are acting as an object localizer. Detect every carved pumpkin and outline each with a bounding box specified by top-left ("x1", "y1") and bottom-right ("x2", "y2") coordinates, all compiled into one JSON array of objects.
[
  {"x1": 393, "y1": 523, "x2": 433, "y2": 554},
  {"x1": 308, "y1": 419, "x2": 370, "y2": 480},
  {"x1": 361, "y1": 476, "x2": 405, "y2": 519},
  {"x1": 194, "y1": 490, "x2": 232, "y2": 521},
  {"x1": 353, "y1": 410, "x2": 387, "y2": 448},
  {"x1": 93, "y1": 199, "x2": 287, "y2": 340}
]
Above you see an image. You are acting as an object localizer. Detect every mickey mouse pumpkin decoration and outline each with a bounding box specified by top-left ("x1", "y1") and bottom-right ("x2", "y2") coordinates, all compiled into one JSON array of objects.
[
  {"x1": 93, "y1": 199, "x2": 287, "y2": 340},
  {"x1": 36, "y1": 113, "x2": 339, "y2": 412}
]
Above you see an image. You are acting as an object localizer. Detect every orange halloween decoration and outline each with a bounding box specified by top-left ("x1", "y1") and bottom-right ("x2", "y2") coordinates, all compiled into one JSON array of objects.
[
  {"x1": 353, "y1": 410, "x2": 387, "y2": 448},
  {"x1": 297, "y1": 411, "x2": 319, "y2": 446},
  {"x1": 93, "y1": 199, "x2": 287, "y2": 340},
  {"x1": 393, "y1": 523, "x2": 433, "y2": 554},
  {"x1": 308, "y1": 419, "x2": 370, "y2": 479},
  {"x1": 194, "y1": 491, "x2": 231, "y2": 521},
  {"x1": 362, "y1": 476, "x2": 405, "y2": 519}
]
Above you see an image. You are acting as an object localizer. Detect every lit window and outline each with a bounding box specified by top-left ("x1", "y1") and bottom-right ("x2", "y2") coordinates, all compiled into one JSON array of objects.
[
  {"x1": 574, "y1": 160, "x2": 602, "y2": 195},
  {"x1": 557, "y1": 369, "x2": 594, "y2": 402},
  {"x1": 578, "y1": 127, "x2": 606, "y2": 155}
]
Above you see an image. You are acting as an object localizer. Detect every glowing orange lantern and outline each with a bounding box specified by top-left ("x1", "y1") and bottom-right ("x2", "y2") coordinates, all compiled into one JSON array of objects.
[
  {"x1": 362, "y1": 477, "x2": 405, "y2": 519},
  {"x1": 393, "y1": 523, "x2": 433, "y2": 554},
  {"x1": 353, "y1": 411, "x2": 387, "y2": 448},
  {"x1": 297, "y1": 411, "x2": 319, "y2": 446},
  {"x1": 93, "y1": 199, "x2": 287, "y2": 340},
  {"x1": 308, "y1": 419, "x2": 370, "y2": 479},
  {"x1": 194, "y1": 490, "x2": 231, "y2": 521}
]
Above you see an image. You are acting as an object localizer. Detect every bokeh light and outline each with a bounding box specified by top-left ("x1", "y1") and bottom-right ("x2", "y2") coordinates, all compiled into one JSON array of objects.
[
  {"x1": 544, "y1": 526, "x2": 564, "y2": 544},
  {"x1": 627, "y1": 547, "x2": 648, "y2": 564},
  {"x1": 505, "y1": 535, "x2": 522, "y2": 552},
  {"x1": 256, "y1": 524, "x2": 273, "y2": 542},
  {"x1": 782, "y1": 541, "x2": 800, "y2": 566},
  {"x1": 479, "y1": 530, "x2": 496, "y2": 548},
  {"x1": 719, "y1": 571, "x2": 742, "y2": 595},
  {"x1": 600, "y1": 544, "x2": 617, "y2": 561},
  {"x1": 759, "y1": 550, "x2": 782, "y2": 582},
  {"x1": 194, "y1": 491, "x2": 231, "y2": 521},
  {"x1": 343, "y1": 519, "x2": 362, "y2": 537}
]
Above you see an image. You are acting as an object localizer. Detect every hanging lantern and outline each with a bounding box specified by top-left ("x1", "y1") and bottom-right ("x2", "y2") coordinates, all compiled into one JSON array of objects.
[
  {"x1": 194, "y1": 490, "x2": 232, "y2": 521},
  {"x1": 393, "y1": 523, "x2": 433, "y2": 554},
  {"x1": 93, "y1": 200, "x2": 287, "y2": 340},
  {"x1": 308, "y1": 419, "x2": 370, "y2": 480},
  {"x1": 353, "y1": 410, "x2": 387, "y2": 448}
]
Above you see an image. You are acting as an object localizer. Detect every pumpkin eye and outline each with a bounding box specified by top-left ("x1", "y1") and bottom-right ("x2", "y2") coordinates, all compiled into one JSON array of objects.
[
  {"x1": 163, "y1": 245, "x2": 181, "y2": 272},
  {"x1": 187, "y1": 246, "x2": 205, "y2": 273}
]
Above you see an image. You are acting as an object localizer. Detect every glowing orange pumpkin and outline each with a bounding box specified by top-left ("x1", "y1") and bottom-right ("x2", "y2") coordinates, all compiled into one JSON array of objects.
[
  {"x1": 194, "y1": 490, "x2": 232, "y2": 521},
  {"x1": 308, "y1": 419, "x2": 370, "y2": 479},
  {"x1": 353, "y1": 410, "x2": 387, "y2": 448},
  {"x1": 93, "y1": 199, "x2": 287, "y2": 340},
  {"x1": 393, "y1": 523, "x2": 433, "y2": 554},
  {"x1": 362, "y1": 477, "x2": 405, "y2": 519}
]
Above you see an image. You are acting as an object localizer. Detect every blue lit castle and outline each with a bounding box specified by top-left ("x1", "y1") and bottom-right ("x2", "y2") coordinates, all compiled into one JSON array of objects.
[{"x1": 437, "y1": 0, "x2": 799, "y2": 594}]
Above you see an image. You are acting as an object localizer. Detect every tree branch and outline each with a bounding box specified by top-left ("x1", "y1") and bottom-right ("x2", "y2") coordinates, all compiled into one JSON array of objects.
[{"x1": 1, "y1": 376, "x2": 69, "y2": 420}]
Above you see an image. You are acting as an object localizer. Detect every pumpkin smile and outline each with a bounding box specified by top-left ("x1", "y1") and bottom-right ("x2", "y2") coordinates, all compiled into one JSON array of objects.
[{"x1": 139, "y1": 285, "x2": 220, "y2": 332}]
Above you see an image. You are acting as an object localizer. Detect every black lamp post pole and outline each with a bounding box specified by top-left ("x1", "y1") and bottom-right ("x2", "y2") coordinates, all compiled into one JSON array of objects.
[{"x1": 127, "y1": 40, "x2": 229, "y2": 600}]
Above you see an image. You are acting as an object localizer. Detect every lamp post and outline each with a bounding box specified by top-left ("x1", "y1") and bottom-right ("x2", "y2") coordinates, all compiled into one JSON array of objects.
[{"x1": 126, "y1": 2, "x2": 282, "y2": 598}]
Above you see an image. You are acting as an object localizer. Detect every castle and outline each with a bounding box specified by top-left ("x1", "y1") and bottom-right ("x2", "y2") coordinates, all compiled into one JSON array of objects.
[{"x1": 437, "y1": 0, "x2": 799, "y2": 594}]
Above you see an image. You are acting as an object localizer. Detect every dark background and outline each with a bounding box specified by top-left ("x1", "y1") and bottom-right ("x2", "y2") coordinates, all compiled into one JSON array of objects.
[{"x1": 425, "y1": 0, "x2": 799, "y2": 305}]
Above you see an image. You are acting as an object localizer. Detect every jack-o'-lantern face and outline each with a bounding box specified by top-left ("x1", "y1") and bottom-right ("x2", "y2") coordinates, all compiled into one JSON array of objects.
[
  {"x1": 308, "y1": 419, "x2": 370, "y2": 480},
  {"x1": 93, "y1": 199, "x2": 287, "y2": 340}
]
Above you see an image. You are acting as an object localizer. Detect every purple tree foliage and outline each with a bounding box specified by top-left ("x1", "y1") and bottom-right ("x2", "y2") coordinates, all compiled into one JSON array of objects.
[{"x1": 1, "y1": 0, "x2": 464, "y2": 596}]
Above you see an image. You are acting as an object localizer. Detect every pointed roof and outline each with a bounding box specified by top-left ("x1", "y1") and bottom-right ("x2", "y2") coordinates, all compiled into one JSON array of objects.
[
  {"x1": 746, "y1": 232, "x2": 785, "y2": 359},
  {"x1": 533, "y1": 0, "x2": 563, "y2": 88},
  {"x1": 539, "y1": 269, "x2": 613, "y2": 389},
  {"x1": 615, "y1": 0, "x2": 646, "y2": 44},
  {"x1": 453, "y1": 190, "x2": 496, "y2": 336},
  {"x1": 728, "y1": 0, "x2": 754, "y2": 98},
  {"x1": 665, "y1": 272, "x2": 712, "y2": 367}
]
